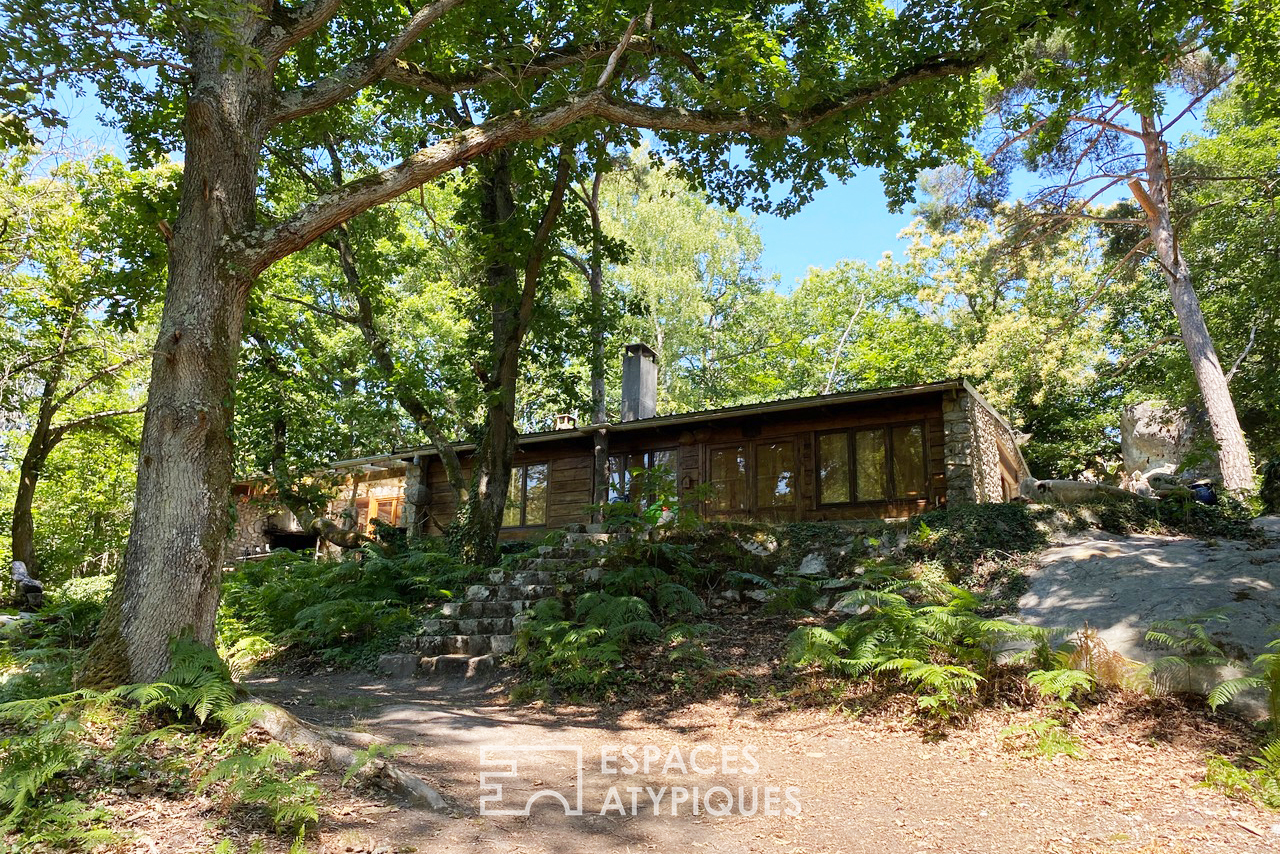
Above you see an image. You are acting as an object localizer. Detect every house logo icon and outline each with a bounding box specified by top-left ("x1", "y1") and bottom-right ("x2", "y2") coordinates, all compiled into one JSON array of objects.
[{"x1": 478, "y1": 745, "x2": 585, "y2": 816}]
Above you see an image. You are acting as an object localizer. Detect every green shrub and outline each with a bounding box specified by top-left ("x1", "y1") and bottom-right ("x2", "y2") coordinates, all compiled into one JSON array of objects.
[
  {"x1": 908, "y1": 504, "x2": 1048, "y2": 570},
  {"x1": 218, "y1": 541, "x2": 480, "y2": 668},
  {"x1": 514, "y1": 538, "x2": 710, "y2": 696},
  {"x1": 786, "y1": 575, "x2": 1051, "y2": 720},
  {"x1": 0, "y1": 574, "x2": 116, "y2": 703},
  {"x1": 1000, "y1": 717, "x2": 1086, "y2": 760},
  {"x1": 1205, "y1": 739, "x2": 1280, "y2": 809},
  {"x1": 0, "y1": 639, "x2": 320, "y2": 851}
]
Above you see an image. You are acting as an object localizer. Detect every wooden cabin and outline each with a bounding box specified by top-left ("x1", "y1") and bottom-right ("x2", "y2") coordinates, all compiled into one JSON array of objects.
[{"x1": 227, "y1": 346, "x2": 1030, "y2": 557}]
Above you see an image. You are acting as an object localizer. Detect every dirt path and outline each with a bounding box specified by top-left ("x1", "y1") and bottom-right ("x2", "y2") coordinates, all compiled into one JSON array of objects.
[{"x1": 248, "y1": 671, "x2": 1280, "y2": 854}]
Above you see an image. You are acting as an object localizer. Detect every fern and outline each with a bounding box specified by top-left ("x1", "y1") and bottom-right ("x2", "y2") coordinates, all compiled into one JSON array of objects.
[
  {"x1": 1204, "y1": 737, "x2": 1280, "y2": 810},
  {"x1": 788, "y1": 577, "x2": 1057, "y2": 719},
  {"x1": 1028, "y1": 668, "x2": 1095, "y2": 710},
  {"x1": 341, "y1": 742, "x2": 408, "y2": 786},
  {"x1": 1000, "y1": 718, "x2": 1085, "y2": 760},
  {"x1": 201, "y1": 742, "x2": 320, "y2": 836},
  {"x1": 1205, "y1": 638, "x2": 1280, "y2": 731}
]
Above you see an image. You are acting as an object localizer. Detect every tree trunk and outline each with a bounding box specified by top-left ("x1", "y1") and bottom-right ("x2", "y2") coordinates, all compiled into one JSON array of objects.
[
  {"x1": 454, "y1": 148, "x2": 571, "y2": 564},
  {"x1": 1135, "y1": 115, "x2": 1253, "y2": 495},
  {"x1": 80, "y1": 40, "x2": 270, "y2": 686},
  {"x1": 586, "y1": 170, "x2": 609, "y2": 521},
  {"x1": 11, "y1": 430, "x2": 46, "y2": 575},
  {"x1": 455, "y1": 153, "x2": 519, "y2": 566}
]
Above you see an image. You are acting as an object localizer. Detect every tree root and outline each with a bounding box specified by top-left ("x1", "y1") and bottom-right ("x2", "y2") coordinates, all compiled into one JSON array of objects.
[{"x1": 246, "y1": 698, "x2": 449, "y2": 811}]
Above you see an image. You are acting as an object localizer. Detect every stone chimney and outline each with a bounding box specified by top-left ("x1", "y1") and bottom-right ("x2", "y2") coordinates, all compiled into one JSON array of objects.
[{"x1": 620, "y1": 343, "x2": 657, "y2": 422}]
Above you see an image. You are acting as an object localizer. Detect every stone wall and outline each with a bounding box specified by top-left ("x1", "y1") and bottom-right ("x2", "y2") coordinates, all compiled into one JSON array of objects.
[
  {"x1": 970, "y1": 401, "x2": 1009, "y2": 503},
  {"x1": 942, "y1": 386, "x2": 1029, "y2": 505},
  {"x1": 404, "y1": 461, "x2": 428, "y2": 536},
  {"x1": 228, "y1": 496, "x2": 274, "y2": 561},
  {"x1": 941, "y1": 391, "x2": 977, "y2": 504}
]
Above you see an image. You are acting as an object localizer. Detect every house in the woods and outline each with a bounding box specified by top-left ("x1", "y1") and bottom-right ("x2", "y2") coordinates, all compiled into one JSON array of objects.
[{"x1": 229, "y1": 344, "x2": 1030, "y2": 559}]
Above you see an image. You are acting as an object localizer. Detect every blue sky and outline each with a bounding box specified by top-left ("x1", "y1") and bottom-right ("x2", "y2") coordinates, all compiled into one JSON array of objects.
[{"x1": 754, "y1": 171, "x2": 915, "y2": 291}]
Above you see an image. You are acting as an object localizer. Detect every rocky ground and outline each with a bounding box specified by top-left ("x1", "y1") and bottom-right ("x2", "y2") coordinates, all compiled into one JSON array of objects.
[{"x1": 1019, "y1": 517, "x2": 1280, "y2": 713}]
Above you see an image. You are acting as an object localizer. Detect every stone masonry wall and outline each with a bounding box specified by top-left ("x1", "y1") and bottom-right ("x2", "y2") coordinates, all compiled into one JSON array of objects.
[
  {"x1": 228, "y1": 497, "x2": 274, "y2": 561},
  {"x1": 970, "y1": 402, "x2": 1006, "y2": 503},
  {"x1": 942, "y1": 391, "x2": 978, "y2": 504}
]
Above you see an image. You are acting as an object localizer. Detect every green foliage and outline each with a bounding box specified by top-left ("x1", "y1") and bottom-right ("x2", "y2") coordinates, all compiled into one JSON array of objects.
[
  {"x1": 1027, "y1": 667, "x2": 1095, "y2": 711},
  {"x1": 218, "y1": 541, "x2": 479, "y2": 668},
  {"x1": 1145, "y1": 614, "x2": 1280, "y2": 734},
  {"x1": 0, "y1": 637, "x2": 323, "y2": 850},
  {"x1": 199, "y1": 744, "x2": 320, "y2": 837},
  {"x1": 514, "y1": 537, "x2": 710, "y2": 696},
  {"x1": 1206, "y1": 639, "x2": 1280, "y2": 734},
  {"x1": 786, "y1": 575, "x2": 1050, "y2": 719},
  {"x1": 1204, "y1": 738, "x2": 1280, "y2": 810},
  {"x1": 1261, "y1": 460, "x2": 1280, "y2": 514},
  {"x1": 1143, "y1": 610, "x2": 1235, "y2": 695},
  {"x1": 340, "y1": 742, "x2": 407, "y2": 787},
  {"x1": 0, "y1": 574, "x2": 115, "y2": 702},
  {"x1": 908, "y1": 503, "x2": 1050, "y2": 570},
  {"x1": 1000, "y1": 717, "x2": 1086, "y2": 760}
]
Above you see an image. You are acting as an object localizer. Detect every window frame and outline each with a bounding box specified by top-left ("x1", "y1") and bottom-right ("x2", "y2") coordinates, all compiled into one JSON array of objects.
[
  {"x1": 503, "y1": 462, "x2": 550, "y2": 528},
  {"x1": 815, "y1": 420, "x2": 930, "y2": 507},
  {"x1": 703, "y1": 438, "x2": 798, "y2": 516},
  {"x1": 705, "y1": 442, "x2": 750, "y2": 515},
  {"x1": 605, "y1": 447, "x2": 679, "y2": 504}
]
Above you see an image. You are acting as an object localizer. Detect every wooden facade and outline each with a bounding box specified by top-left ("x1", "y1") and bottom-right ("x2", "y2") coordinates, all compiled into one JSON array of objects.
[
  {"x1": 227, "y1": 379, "x2": 1030, "y2": 557},
  {"x1": 404, "y1": 379, "x2": 1029, "y2": 538}
]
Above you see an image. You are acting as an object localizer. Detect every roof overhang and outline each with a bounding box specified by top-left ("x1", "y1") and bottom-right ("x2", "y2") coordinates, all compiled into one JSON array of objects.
[{"x1": 340, "y1": 378, "x2": 968, "y2": 468}]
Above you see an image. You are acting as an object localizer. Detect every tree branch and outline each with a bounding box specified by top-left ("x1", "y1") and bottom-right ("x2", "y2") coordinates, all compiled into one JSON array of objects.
[
  {"x1": 49, "y1": 404, "x2": 145, "y2": 440},
  {"x1": 245, "y1": 49, "x2": 988, "y2": 274},
  {"x1": 1110, "y1": 336, "x2": 1181, "y2": 375},
  {"x1": 53, "y1": 352, "x2": 148, "y2": 411},
  {"x1": 385, "y1": 40, "x2": 622, "y2": 96},
  {"x1": 596, "y1": 12, "x2": 645, "y2": 89},
  {"x1": 270, "y1": 0, "x2": 470, "y2": 126},
  {"x1": 260, "y1": 0, "x2": 348, "y2": 60},
  {"x1": 272, "y1": 293, "x2": 361, "y2": 324},
  {"x1": 1225, "y1": 323, "x2": 1258, "y2": 383}
]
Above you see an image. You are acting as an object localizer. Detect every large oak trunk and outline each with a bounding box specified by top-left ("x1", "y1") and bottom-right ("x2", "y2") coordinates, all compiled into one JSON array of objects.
[
  {"x1": 81, "y1": 41, "x2": 269, "y2": 685},
  {"x1": 1137, "y1": 117, "x2": 1253, "y2": 495}
]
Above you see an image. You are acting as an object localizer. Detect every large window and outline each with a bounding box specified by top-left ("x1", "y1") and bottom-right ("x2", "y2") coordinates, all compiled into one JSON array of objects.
[
  {"x1": 817, "y1": 424, "x2": 927, "y2": 504},
  {"x1": 607, "y1": 448, "x2": 677, "y2": 502},
  {"x1": 503, "y1": 463, "x2": 548, "y2": 527},
  {"x1": 355, "y1": 495, "x2": 403, "y2": 533},
  {"x1": 755, "y1": 442, "x2": 796, "y2": 509},
  {"x1": 707, "y1": 440, "x2": 795, "y2": 514},
  {"x1": 708, "y1": 445, "x2": 748, "y2": 512}
]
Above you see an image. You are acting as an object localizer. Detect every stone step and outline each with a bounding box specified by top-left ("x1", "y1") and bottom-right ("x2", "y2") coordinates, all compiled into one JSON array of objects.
[
  {"x1": 518, "y1": 558, "x2": 577, "y2": 571},
  {"x1": 415, "y1": 633, "x2": 519, "y2": 657},
  {"x1": 419, "y1": 653, "x2": 499, "y2": 680},
  {"x1": 419, "y1": 616, "x2": 515, "y2": 636},
  {"x1": 379, "y1": 651, "x2": 503, "y2": 681},
  {"x1": 439, "y1": 600, "x2": 532, "y2": 618}
]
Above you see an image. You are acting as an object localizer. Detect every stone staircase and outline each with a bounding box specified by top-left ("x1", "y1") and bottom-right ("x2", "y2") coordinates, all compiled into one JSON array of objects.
[{"x1": 380, "y1": 537, "x2": 609, "y2": 680}]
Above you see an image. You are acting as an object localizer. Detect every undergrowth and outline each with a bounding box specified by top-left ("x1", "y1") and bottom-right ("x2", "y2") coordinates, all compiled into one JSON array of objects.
[
  {"x1": 1144, "y1": 611, "x2": 1280, "y2": 810},
  {"x1": 0, "y1": 575, "x2": 114, "y2": 703},
  {"x1": 514, "y1": 538, "x2": 714, "y2": 698},
  {"x1": 218, "y1": 539, "x2": 481, "y2": 669},
  {"x1": 784, "y1": 565, "x2": 1058, "y2": 721},
  {"x1": 0, "y1": 639, "x2": 323, "y2": 852}
]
